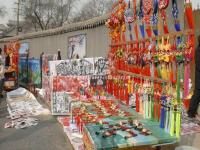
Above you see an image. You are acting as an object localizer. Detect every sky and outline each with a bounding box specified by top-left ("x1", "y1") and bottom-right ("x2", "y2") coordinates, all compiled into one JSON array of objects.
[{"x1": 0, "y1": 0, "x2": 199, "y2": 26}]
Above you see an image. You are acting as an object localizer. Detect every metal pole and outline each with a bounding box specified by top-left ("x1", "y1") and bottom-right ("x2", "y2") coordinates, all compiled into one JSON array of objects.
[{"x1": 16, "y1": 0, "x2": 20, "y2": 35}]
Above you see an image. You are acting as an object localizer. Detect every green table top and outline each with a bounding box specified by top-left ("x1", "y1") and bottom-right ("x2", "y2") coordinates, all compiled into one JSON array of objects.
[{"x1": 84, "y1": 108, "x2": 177, "y2": 150}]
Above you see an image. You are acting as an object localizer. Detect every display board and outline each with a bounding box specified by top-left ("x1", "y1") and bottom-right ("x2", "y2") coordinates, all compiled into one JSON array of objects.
[
  {"x1": 19, "y1": 58, "x2": 28, "y2": 84},
  {"x1": 28, "y1": 59, "x2": 41, "y2": 86},
  {"x1": 19, "y1": 43, "x2": 29, "y2": 58},
  {"x1": 68, "y1": 34, "x2": 86, "y2": 59},
  {"x1": 49, "y1": 57, "x2": 108, "y2": 76},
  {"x1": 42, "y1": 54, "x2": 57, "y2": 76}
]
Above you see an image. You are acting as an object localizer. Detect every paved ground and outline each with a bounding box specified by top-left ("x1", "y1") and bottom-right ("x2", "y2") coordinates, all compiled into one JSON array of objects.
[{"x1": 0, "y1": 97, "x2": 73, "y2": 150}]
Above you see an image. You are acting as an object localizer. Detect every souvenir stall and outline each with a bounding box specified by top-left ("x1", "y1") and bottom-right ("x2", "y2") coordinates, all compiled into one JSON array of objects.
[
  {"x1": 3, "y1": 42, "x2": 19, "y2": 91},
  {"x1": 37, "y1": 0, "x2": 195, "y2": 149},
  {"x1": 53, "y1": 0, "x2": 195, "y2": 150}
]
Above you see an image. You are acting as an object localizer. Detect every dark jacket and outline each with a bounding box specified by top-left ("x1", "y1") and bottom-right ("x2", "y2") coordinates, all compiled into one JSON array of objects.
[{"x1": 195, "y1": 45, "x2": 200, "y2": 89}]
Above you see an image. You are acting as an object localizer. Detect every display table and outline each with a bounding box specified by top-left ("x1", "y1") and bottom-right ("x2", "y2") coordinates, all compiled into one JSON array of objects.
[{"x1": 83, "y1": 117, "x2": 177, "y2": 150}]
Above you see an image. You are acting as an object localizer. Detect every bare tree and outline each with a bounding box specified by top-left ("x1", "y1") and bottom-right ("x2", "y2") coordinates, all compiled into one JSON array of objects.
[
  {"x1": 73, "y1": 0, "x2": 115, "y2": 22},
  {"x1": 22, "y1": 0, "x2": 78, "y2": 30}
]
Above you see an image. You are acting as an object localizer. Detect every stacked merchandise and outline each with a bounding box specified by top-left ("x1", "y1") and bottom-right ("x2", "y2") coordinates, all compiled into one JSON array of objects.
[{"x1": 5, "y1": 88, "x2": 49, "y2": 129}]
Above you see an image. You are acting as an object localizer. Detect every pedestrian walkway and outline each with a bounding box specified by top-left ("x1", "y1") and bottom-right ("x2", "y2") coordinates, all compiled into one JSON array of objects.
[{"x1": 0, "y1": 97, "x2": 73, "y2": 150}]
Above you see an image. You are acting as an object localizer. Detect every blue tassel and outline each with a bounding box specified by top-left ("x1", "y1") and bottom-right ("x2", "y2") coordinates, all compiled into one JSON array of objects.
[
  {"x1": 175, "y1": 23, "x2": 181, "y2": 31},
  {"x1": 153, "y1": 29, "x2": 158, "y2": 36},
  {"x1": 160, "y1": 96, "x2": 166, "y2": 128},
  {"x1": 140, "y1": 24, "x2": 145, "y2": 38}
]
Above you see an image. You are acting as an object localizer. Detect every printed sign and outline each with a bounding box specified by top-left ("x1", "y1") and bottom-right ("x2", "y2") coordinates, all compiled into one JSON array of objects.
[{"x1": 52, "y1": 92, "x2": 71, "y2": 115}]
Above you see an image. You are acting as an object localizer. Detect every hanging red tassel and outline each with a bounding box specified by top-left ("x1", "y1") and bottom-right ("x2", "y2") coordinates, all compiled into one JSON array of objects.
[
  {"x1": 185, "y1": 3, "x2": 194, "y2": 29},
  {"x1": 163, "y1": 21, "x2": 169, "y2": 34},
  {"x1": 146, "y1": 26, "x2": 152, "y2": 37}
]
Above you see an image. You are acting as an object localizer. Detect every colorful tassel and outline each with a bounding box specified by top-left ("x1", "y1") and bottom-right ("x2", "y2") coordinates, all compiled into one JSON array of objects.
[
  {"x1": 160, "y1": 96, "x2": 166, "y2": 129},
  {"x1": 170, "y1": 109, "x2": 175, "y2": 136},
  {"x1": 140, "y1": 24, "x2": 145, "y2": 38},
  {"x1": 176, "y1": 110, "x2": 181, "y2": 138}
]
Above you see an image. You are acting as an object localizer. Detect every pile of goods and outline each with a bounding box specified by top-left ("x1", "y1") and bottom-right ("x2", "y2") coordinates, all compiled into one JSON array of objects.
[{"x1": 5, "y1": 88, "x2": 49, "y2": 129}]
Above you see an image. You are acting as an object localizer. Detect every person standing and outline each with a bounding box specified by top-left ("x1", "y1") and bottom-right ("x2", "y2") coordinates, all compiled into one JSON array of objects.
[
  {"x1": 0, "y1": 48, "x2": 5, "y2": 98},
  {"x1": 188, "y1": 35, "x2": 200, "y2": 119},
  {"x1": 57, "y1": 50, "x2": 61, "y2": 60}
]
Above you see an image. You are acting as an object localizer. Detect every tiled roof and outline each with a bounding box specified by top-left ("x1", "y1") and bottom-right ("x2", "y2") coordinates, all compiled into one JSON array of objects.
[{"x1": 0, "y1": 14, "x2": 109, "y2": 43}]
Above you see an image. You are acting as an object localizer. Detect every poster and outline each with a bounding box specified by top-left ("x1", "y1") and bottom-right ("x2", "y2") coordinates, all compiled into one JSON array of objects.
[
  {"x1": 94, "y1": 57, "x2": 109, "y2": 75},
  {"x1": 90, "y1": 75, "x2": 106, "y2": 87},
  {"x1": 52, "y1": 76, "x2": 89, "y2": 92},
  {"x1": 28, "y1": 59, "x2": 41, "y2": 85},
  {"x1": 68, "y1": 34, "x2": 86, "y2": 59},
  {"x1": 19, "y1": 43, "x2": 29, "y2": 57},
  {"x1": 49, "y1": 58, "x2": 108, "y2": 76},
  {"x1": 19, "y1": 58, "x2": 28, "y2": 84},
  {"x1": 42, "y1": 54, "x2": 57, "y2": 76},
  {"x1": 52, "y1": 92, "x2": 71, "y2": 115},
  {"x1": 42, "y1": 76, "x2": 52, "y2": 103}
]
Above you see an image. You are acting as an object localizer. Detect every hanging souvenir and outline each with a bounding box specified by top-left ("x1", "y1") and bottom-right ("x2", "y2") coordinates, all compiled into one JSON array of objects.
[
  {"x1": 132, "y1": 0, "x2": 139, "y2": 40},
  {"x1": 125, "y1": 0, "x2": 134, "y2": 41},
  {"x1": 143, "y1": 0, "x2": 153, "y2": 37},
  {"x1": 159, "y1": 0, "x2": 169, "y2": 34},
  {"x1": 185, "y1": 0, "x2": 194, "y2": 29},
  {"x1": 152, "y1": 0, "x2": 159, "y2": 36},
  {"x1": 172, "y1": 0, "x2": 181, "y2": 31},
  {"x1": 138, "y1": 0, "x2": 145, "y2": 38}
]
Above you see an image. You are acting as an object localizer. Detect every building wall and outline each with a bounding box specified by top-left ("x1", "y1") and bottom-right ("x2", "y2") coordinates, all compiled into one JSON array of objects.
[{"x1": 11, "y1": 25, "x2": 110, "y2": 59}]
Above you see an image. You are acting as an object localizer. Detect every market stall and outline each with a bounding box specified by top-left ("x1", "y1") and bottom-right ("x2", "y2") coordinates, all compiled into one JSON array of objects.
[{"x1": 37, "y1": 0, "x2": 196, "y2": 149}]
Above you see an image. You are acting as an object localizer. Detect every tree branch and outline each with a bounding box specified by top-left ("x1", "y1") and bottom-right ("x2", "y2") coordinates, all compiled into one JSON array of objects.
[{"x1": 34, "y1": 10, "x2": 44, "y2": 30}]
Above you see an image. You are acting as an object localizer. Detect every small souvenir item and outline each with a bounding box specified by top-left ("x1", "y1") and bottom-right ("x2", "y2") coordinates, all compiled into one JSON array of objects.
[
  {"x1": 141, "y1": 128, "x2": 152, "y2": 136},
  {"x1": 172, "y1": 0, "x2": 181, "y2": 31}
]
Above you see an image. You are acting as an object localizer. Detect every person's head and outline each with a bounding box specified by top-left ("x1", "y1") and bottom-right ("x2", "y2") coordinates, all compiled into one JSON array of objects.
[{"x1": 0, "y1": 48, "x2": 2, "y2": 55}]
